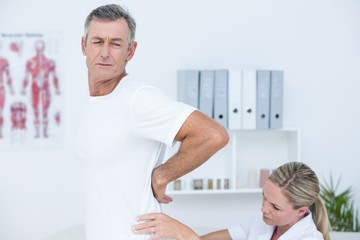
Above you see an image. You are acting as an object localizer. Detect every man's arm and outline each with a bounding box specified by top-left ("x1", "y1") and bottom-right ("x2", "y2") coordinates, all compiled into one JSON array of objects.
[{"x1": 152, "y1": 110, "x2": 229, "y2": 203}]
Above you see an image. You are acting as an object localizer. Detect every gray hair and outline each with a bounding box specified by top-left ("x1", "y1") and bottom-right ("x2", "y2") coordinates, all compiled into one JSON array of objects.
[
  {"x1": 269, "y1": 162, "x2": 331, "y2": 240},
  {"x1": 84, "y1": 4, "x2": 136, "y2": 46}
]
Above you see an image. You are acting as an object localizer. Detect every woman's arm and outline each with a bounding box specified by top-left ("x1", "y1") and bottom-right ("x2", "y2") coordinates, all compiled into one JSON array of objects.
[
  {"x1": 201, "y1": 229, "x2": 232, "y2": 240},
  {"x1": 132, "y1": 213, "x2": 200, "y2": 240},
  {"x1": 133, "y1": 213, "x2": 233, "y2": 240}
]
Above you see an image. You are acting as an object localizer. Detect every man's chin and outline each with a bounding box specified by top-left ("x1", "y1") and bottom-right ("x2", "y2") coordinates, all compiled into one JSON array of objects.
[{"x1": 91, "y1": 72, "x2": 116, "y2": 80}]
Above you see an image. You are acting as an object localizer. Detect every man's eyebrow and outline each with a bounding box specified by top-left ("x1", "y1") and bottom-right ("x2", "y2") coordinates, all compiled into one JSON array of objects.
[
  {"x1": 90, "y1": 36, "x2": 103, "y2": 41},
  {"x1": 90, "y1": 36, "x2": 125, "y2": 42},
  {"x1": 111, "y1": 38, "x2": 125, "y2": 42}
]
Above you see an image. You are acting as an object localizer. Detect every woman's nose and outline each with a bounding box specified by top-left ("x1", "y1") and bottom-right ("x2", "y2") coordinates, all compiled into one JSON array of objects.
[{"x1": 261, "y1": 201, "x2": 269, "y2": 213}]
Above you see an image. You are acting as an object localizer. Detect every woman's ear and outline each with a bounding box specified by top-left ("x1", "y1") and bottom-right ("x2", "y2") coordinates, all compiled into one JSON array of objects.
[{"x1": 297, "y1": 206, "x2": 309, "y2": 217}]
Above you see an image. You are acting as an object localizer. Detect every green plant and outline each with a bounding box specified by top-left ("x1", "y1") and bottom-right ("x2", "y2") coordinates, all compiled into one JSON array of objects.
[{"x1": 320, "y1": 174, "x2": 360, "y2": 232}]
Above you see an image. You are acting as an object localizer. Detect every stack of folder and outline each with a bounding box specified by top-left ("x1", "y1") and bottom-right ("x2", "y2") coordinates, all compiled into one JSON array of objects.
[{"x1": 177, "y1": 69, "x2": 284, "y2": 129}]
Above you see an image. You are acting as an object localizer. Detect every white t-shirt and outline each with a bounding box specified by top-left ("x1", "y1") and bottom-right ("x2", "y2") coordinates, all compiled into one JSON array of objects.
[
  {"x1": 77, "y1": 76, "x2": 196, "y2": 240},
  {"x1": 228, "y1": 212, "x2": 324, "y2": 240}
]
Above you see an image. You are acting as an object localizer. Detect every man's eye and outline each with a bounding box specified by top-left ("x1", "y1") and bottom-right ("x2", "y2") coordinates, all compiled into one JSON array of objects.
[
  {"x1": 93, "y1": 41, "x2": 101, "y2": 45},
  {"x1": 112, "y1": 43, "x2": 121, "y2": 47}
]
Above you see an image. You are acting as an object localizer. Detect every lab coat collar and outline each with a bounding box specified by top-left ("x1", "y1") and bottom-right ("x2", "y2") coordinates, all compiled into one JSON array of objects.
[{"x1": 278, "y1": 212, "x2": 315, "y2": 239}]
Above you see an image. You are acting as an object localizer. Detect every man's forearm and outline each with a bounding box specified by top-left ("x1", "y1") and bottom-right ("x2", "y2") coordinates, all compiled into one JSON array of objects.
[{"x1": 153, "y1": 126, "x2": 229, "y2": 190}]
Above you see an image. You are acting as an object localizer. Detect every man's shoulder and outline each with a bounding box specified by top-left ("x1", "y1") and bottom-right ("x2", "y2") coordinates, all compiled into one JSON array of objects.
[
  {"x1": 121, "y1": 78, "x2": 163, "y2": 97},
  {"x1": 120, "y1": 77, "x2": 146, "y2": 91}
]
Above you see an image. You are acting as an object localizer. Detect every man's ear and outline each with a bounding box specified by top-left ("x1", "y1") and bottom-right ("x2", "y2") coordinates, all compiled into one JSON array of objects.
[
  {"x1": 81, "y1": 37, "x2": 87, "y2": 56},
  {"x1": 126, "y1": 41, "x2": 137, "y2": 61}
]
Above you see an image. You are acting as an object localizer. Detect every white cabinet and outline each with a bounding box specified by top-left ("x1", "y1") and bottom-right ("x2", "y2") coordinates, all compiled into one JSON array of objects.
[{"x1": 167, "y1": 128, "x2": 300, "y2": 195}]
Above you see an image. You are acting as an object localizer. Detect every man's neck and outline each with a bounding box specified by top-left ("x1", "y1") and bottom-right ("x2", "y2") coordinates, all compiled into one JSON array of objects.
[{"x1": 89, "y1": 72, "x2": 127, "y2": 96}]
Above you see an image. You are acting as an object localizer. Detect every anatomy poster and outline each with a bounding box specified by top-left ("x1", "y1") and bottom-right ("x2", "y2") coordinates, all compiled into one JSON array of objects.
[{"x1": 0, "y1": 32, "x2": 63, "y2": 149}]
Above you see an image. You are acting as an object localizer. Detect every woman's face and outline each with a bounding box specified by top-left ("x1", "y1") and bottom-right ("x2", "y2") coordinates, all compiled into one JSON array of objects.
[{"x1": 261, "y1": 180, "x2": 308, "y2": 232}]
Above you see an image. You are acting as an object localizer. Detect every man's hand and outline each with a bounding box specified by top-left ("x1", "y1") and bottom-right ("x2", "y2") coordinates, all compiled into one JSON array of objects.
[{"x1": 152, "y1": 165, "x2": 173, "y2": 204}]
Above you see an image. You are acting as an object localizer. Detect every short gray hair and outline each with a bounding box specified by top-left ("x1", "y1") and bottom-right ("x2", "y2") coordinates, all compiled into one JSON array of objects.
[{"x1": 84, "y1": 4, "x2": 136, "y2": 45}]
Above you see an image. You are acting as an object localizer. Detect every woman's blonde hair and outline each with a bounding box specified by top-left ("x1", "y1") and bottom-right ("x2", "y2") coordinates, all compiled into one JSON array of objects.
[{"x1": 269, "y1": 162, "x2": 331, "y2": 240}]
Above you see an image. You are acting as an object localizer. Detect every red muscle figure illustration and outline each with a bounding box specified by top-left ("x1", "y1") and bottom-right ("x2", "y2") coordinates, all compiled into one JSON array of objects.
[
  {"x1": 22, "y1": 40, "x2": 60, "y2": 138},
  {"x1": 0, "y1": 43, "x2": 15, "y2": 138},
  {"x1": 11, "y1": 102, "x2": 27, "y2": 130}
]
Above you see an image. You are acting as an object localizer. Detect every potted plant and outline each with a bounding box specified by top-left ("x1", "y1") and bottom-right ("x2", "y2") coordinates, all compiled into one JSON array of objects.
[{"x1": 320, "y1": 174, "x2": 360, "y2": 239}]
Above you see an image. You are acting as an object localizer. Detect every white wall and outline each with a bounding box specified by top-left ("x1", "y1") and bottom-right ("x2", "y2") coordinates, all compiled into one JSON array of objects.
[{"x1": 0, "y1": 0, "x2": 359, "y2": 239}]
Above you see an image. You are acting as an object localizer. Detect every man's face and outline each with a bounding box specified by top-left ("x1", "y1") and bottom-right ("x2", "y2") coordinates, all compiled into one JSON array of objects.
[{"x1": 81, "y1": 18, "x2": 137, "y2": 82}]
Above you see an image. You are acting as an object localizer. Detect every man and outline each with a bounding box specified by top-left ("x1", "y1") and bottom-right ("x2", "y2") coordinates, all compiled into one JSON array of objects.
[{"x1": 77, "y1": 4, "x2": 229, "y2": 240}]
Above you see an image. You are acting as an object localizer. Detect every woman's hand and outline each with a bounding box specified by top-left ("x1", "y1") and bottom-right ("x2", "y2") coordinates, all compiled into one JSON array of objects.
[{"x1": 132, "y1": 212, "x2": 200, "y2": 240}]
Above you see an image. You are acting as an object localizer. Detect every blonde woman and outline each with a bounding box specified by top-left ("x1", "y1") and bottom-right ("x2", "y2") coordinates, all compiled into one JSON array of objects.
[{"x1": 133, "y1": 162, "x2": 331, "y2": 240}]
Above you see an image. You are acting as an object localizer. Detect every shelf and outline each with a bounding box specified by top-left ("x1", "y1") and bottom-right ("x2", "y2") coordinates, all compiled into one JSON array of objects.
[
  {"x1": 167, "y1": 188, "x2": 262, "y2": 195},
  {"x1": 167, "y1": 128, "x2": 300, "y2": 196}
]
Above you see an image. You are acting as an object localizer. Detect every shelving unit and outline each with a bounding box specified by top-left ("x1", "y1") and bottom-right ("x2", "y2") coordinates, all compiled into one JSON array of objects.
[
  {"x1": 168, "y1": 188, "x2": 262, "y2": 195},
  {"x1": 167, "y1": 128, "x2": 300, "y2": 195}
]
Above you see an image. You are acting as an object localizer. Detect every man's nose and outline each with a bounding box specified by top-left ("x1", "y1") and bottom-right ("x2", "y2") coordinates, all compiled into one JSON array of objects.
[{"x1": 100, "y1": 44, "x2": 110, "y2": 58}]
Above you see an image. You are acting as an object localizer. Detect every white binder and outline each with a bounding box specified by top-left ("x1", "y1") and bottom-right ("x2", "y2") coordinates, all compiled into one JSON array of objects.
[
  {"x1": 177, "y1": 69, "x2": 200, "y2": 108},
  {"x1": 242, "y1": 69, "x2": 257, "y2": 129},
  {"x1": 256, "y1": 70, "x2": 271, "y2": 129},
  {"x1": 214, "y1": 69, "x2": 228, "y2": 128},
  {"x1": 270, "y1": 70, "x2": 284, "y2": 129},
  {"x1": 228, "y1": 69, "x2": 242, "y2": 129},
  {"x1": 199, "y1": 70, "x2": 215, "y2": 118}
]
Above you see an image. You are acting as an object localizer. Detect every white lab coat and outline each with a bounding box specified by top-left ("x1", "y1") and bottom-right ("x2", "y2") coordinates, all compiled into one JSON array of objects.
[{"x1": 228, "y1": 212, "x2": 323, "y2": 240}]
